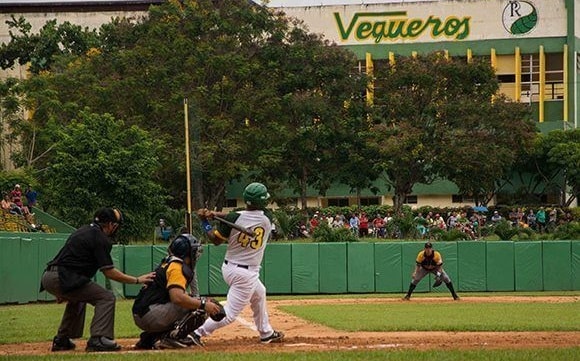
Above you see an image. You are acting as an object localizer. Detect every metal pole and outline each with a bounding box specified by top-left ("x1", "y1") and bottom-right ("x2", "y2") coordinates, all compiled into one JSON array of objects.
[{"x1": 184, "y1": 98, "x2": 193, "y2": 232}]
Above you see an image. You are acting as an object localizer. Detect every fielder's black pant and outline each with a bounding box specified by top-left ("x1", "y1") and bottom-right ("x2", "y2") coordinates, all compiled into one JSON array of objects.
[{"x1": 41, "y1": 268, "x2": 116, "y2": 339}]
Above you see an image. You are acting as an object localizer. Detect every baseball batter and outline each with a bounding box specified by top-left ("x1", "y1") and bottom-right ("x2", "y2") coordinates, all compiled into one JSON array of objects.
[
  {"x1": 402, "y1": 242, "x2": 460, "y2": 301},
  {"x1": 191, "y1": 182, "x2": 284, "y2": 345}
]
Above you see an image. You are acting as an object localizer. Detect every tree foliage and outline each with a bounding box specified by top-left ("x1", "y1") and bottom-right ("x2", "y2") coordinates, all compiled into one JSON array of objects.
[
  {"x1": 40, "y1": 110, "x2": 164, "y2": 241},
  {"x1": 370, "y1": 53, "x2": 536, "y2": 213},
  {"x1": 532, "y1": 129, "x2": 580, "y2": 206}
]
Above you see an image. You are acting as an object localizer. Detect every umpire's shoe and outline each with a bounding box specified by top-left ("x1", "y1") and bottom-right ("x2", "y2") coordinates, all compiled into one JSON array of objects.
[
  {"x1": 260, "y1": 330, "x2": 284, "y2": 344},
  {"x1": 51, "y1": 336, "x2": 75, "y2": 351},
  {"x1": 86, "y1": 336, "x2": 121, "y2": 352}
]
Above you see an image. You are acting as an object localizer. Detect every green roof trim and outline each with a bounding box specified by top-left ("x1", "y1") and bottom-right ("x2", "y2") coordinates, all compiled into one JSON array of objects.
[{"x1": 226, "y1": 177, "x2": 461, "y2": 200}]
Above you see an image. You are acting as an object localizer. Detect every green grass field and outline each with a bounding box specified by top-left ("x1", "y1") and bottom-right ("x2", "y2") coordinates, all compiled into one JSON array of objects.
[{"x1": 1, "y1": 293, "x2": 579, "y2": 361}]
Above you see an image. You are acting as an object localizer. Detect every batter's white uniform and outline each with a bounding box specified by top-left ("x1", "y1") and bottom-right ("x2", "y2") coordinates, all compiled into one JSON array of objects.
[{"x1": 194, "y1": 210, "x2": 274, "y2": 339}]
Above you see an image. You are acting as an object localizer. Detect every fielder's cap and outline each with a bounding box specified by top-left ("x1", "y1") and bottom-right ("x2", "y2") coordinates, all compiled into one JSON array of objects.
[
  {"x1": 424, "y1": 242, "x2": 433, "y2": 248},
  {"x1": 15, "y1": 184, "x2": 20, "y2": 188}
]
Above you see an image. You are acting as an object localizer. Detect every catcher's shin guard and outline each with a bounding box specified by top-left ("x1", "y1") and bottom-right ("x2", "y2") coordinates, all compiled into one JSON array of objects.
[{"x1": 169, "y1": 310, "x2": 207, "y2": 340}]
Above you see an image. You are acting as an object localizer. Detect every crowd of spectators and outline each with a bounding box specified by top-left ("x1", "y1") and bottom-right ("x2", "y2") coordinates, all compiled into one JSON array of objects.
[
  {"x1": 299, "y1": 206, "x2": 576, "y2": 240},
  {"x1": 0, "y1": 184, "x2": 42, "y2": 232}
]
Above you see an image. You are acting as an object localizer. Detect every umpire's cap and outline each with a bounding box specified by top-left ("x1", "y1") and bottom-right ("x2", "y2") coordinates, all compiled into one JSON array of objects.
[
  {"x1": 424, "y1": 242, "x2": 433, "y2": 248},
  {"x1": 94, "y1": 207, "x2": 123, "y2": 224}
]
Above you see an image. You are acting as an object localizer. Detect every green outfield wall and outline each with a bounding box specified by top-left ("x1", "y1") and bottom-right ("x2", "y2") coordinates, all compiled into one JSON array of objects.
[{"x1": 0, "y1": 237, "x2": 579, "y2": 304}]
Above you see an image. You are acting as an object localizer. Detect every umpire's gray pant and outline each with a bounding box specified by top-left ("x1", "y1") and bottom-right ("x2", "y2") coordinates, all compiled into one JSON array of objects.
[
  {"x1": 41, "y1": 268, "x2": 116, "y2": 339},
  {"x1": 133, "y1": 302, "x2": 189, "y2": 333}
]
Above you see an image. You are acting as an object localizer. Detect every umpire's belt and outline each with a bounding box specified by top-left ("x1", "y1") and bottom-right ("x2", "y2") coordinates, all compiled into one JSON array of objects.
[{"x1": 224, "y1": 260, "x2": 249, "y2": 269}]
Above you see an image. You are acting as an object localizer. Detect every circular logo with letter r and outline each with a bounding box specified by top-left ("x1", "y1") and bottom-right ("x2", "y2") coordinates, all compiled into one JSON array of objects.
[{"x1": 502, "y1": 1, "x2": 538, "y2": 35}]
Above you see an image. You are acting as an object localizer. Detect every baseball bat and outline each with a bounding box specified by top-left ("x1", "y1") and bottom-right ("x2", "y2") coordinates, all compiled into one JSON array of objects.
[{"x1": 213, "y1": 215, "x2": 256, "y2": 238}]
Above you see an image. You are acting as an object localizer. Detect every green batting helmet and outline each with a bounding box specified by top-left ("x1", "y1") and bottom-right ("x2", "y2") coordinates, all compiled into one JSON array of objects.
[{"x1": 243, "y1": 182, "x2": 270, "y2": 208}]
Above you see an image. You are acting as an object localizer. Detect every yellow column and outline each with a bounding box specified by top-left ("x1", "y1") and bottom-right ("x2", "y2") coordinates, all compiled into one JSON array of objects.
[
  {"x1": 366, "y1": 52, "x2": 374, "y2": 106},
  {"x1": 444, "y1": 50, "x2": 449, "y2": 60},
  {"x1": 411, "y1": 51, "x2": 417, "y2": 58},
  {"x1": 389, "y1": 51, "x2": 395, "y2": 64},
  {"x1": 515, "y1": 47, "x2": 521, "y2": 102},
  {"x1": 563, "y1": 44, "x2": 568, "y2": 122},
  {"x1": 539, "y1": 45, "x2": 545, "y2": 122},
  {"x1": 490, "y1": 49, "x2": 497, "y2": 103},
  {"x1": 467, "y1": 48, "x2": 472, "y2": 63}
]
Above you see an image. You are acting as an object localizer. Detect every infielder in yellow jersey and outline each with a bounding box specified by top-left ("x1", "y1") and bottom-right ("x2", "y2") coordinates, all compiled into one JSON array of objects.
[
  {"x1": 402, "y1": 242, "x2": 460, "y2": 301},
  {"x1": 191, "y1": 182, "x2": 284, "y2": 346}
]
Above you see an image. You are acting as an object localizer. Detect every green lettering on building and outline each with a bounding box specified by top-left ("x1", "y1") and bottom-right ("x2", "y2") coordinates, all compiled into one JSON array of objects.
[{"x1": 334, "y1": 11, "x2": 470, "y2": 43}]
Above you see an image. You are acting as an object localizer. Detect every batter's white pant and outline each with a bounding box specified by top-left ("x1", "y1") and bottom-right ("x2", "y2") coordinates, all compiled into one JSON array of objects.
[{"x1": 195, "y1": 261, "x2": 274, "y2": 339}]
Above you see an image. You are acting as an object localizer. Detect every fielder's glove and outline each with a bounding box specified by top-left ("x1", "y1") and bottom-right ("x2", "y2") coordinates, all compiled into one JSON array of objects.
[
  {"x1": 433, "y1": 271, "x2": 443, "y2": 287},
  {"x1": 208, "y1": 298, "x2": 226, "y2": 322}
]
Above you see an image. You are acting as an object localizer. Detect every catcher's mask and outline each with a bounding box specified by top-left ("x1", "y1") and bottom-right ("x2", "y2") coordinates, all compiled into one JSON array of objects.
[
  {"x1": 168, "y1": 234, "x2": 202, "y2": 263},
  {"x1": 243, "y1": 182, "x2": 270, "y2": 208}
]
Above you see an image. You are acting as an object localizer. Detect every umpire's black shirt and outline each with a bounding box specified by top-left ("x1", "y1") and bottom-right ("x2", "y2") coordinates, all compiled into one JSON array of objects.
[{"x1": 48, "y1": 224, "x2": 115, "y2": 279}]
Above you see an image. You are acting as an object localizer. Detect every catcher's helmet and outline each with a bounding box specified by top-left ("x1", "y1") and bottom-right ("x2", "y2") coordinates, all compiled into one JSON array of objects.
[
  {"x1": 169, "y1": 234, "x2": 202, "y2": 261},
  {"x1": 243, "y1": 182, "x2": 270, "y2": 208}
]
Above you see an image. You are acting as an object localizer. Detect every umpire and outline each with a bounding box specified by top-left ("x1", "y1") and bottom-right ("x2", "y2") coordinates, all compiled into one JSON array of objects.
[
  {"x1": 40, "y1": 208, "x2": 155, "y2": 352},
  {"x1": 402, "y1": 242, "x2": 460, "y2": 301}
]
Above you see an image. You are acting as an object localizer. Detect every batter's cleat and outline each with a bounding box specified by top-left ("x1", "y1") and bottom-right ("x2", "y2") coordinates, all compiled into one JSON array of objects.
[
  {"x1": 401, "y1": 295, "x2": 411, "y2": 301},
  {"x1": 86, "y1": 336, "x2": 122, "y2": 352},
  {"x1": 187, "y1": 333, "x2": 205, "y2": 347},
  {"x1": 51, "y1": 336, "x2": 76, "y2": 351},
  {"x1": 260, "y1": 330, "x2": 284, "y2": 344}
]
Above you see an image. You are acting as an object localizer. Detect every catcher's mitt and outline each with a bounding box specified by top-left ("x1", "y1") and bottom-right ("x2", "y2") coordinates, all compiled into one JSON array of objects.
[{"x1": 208, "y1": 298, "x2": 226, "y2": 322}]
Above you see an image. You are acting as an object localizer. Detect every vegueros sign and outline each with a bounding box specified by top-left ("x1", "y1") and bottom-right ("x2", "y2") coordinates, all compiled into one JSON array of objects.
[
  {"x1": 334, "y1": 11, "x2": 470, "y2": 43},
  {"x1": 274, "y1": 1, "x2": 563, "y2": 45}
]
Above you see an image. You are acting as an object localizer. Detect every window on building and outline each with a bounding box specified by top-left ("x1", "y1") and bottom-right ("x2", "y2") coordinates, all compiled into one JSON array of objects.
[
  {"x1": 452, "y1": 194, "x2": 474, "y2": 203},
  {"x1": 404, "y1": 195, "x2": 417, "y2": 204},
  {"x1": 328, "y1": 198, "x2": 349, "y2": 207},
  {"x1": 360, "y1": 197, "x2": 380, "y2": 206}
]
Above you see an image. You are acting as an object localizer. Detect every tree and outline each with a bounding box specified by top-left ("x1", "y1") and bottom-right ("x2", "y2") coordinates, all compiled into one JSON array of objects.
[
  {"x1": 0, "y1": 16, "x2": 100, "y2": 74},
  {"x1": 250, "y1": 27, "x2": 369, "y2": 209},
  {"x1": 370, "y1": 53, "x2": 536, "y2": 213},
  {"x1": 1, "y1": 1, "x2": 368, "y2": 211},
  {"x1": 532, "y1": 129, "x2": 580, "y2": 206},
  {"x1": 40, "y1": 110, "x2": 164, "y2": 241}
]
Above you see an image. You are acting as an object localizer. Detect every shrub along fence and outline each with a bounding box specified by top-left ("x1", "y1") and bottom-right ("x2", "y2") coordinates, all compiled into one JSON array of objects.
[{"x1": 0, "y1": 233, "x2": 579, "y2": 304}]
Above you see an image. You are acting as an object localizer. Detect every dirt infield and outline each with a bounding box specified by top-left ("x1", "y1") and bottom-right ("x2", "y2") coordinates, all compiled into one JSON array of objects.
[{"x1": 1, "y1": 296, "x2": 579, "y2": 355}]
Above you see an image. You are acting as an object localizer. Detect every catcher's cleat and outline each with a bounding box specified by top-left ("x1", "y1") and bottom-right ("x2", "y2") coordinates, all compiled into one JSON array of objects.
[
  {"x1": 51, "y1": 336, "x2": 75, "y2": 352},
  {"x1": 134, "y1": 332, "x2": 161, "y2": 350},
  {"x1": 156, "y1": 336, "x2": 189, "y2": 349},
  {"x1": 260, "y1": 330, "x2": 284, "y2": 344},
  {"x1": 187, "y1": 333, "x2": 205, "y2": 347}
]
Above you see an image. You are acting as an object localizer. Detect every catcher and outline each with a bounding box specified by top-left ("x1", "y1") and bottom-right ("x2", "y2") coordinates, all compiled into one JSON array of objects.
[
  {"x1": 402, "y1": 242, "x2": 460, "y2": 301},
  {"x1": 132, "y1": 234, "x2": 225, "y2": 349}
]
